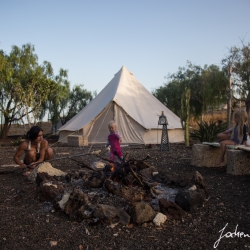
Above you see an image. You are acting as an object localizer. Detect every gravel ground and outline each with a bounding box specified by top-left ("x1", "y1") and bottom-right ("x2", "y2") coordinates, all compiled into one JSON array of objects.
[{"x1": 0, "y1": 140, "x2": 250, "y2": 250}]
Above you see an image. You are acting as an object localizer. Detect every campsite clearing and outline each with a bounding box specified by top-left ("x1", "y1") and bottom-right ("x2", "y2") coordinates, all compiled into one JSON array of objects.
[{"x1": 0, "y1": 141, "x2": 250, "y2": 249}]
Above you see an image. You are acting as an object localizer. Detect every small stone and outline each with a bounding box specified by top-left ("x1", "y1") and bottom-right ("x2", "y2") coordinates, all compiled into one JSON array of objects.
[
  {"x1": 50, "y1": 241, "x2": 58, "y2": 246},
  {"x1": 153, "y1": 213, "x2": 167, "y2": 226},
  {"x1": 127, "y1": 223, "x2": 134, "y2": 228},
  {"x1": 188, "y1": 185, "x2": 197, "y2": 191}
]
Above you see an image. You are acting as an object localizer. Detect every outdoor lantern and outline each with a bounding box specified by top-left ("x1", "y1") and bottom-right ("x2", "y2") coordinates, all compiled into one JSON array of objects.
[
  {"x1": 158, "y1": 111, "x2": 168, "y2": 125},
  {"x1": 158, "y1": 111, "x2": 170, "y2": 151}
]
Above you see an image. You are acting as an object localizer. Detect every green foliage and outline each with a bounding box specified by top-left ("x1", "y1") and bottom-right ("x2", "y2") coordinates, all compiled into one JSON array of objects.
[
  {"x1": 63, "y1": 84, "x2": 93, "y2": 124},
  {"x1": 0, "y1": 43, "x2": 72, "y2": 138},
  {"x1": 152, "y1": 62, "x2": 228, "y2": 119},
  {"x1": 153, "y1": 62, "x2": 228, "y2": 147},
  {"x1": 222, "y1": 41, "x2": 250, "y2": 112},
  {"x1": 44, "y1": 83, "x2": 93, "y2": 130},
  {"x1": 190, "y1": 121, "x2": 227, "y2": 143},
  {"x1": 152, "y1": 80, "x2": 182, "y2": 117}
]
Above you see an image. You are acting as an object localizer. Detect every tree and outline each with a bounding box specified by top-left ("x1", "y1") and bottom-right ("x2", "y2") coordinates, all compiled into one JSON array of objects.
[
  {"x1": 153, "y1": 79, "x2": 183, "y2": 117},
  {"x1": 63, "y1": 84, "x2": 93, "y2": 124},
  {"x1": 0, "y1": 44, "x2": 65, "y2": 138},
  {"x1": 42, "y1": 83, "x2": 93, "y2": 132},
  {"x1": 152, "y1": 62, "x2": 228, "y2": 146},
  {"x1": 192, "y1": 64, "x2": 228, "y2": 120},
  {"x1": 153, "y1": 63, "x2": 227, "y2": 119},
  {"x1": 40, "y1": 68, "x2": 71, "y2": 133},
  {"x1": 222, "y1": 41, "x2": 250, "y2": 119}
]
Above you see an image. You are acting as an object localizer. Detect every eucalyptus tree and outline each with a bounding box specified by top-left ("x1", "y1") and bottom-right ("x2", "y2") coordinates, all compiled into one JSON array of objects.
[
  {"x1": 41, "y1": 68, "x2": 71, "y2": 132},
  {"x1": 0, "y1": 50, "x2": 6, "y2": 72},
  {"x1": 222, "y1": 41, "x2": 250, "y2": 114},
  {"x1": 153, "y1": 63, "x2": 227, "y2": 118},
  {"x1": 42, "y1": 82, "x2": 93, "y2": 133},
  {"x1": 0, "y1": 43, "x2": 62, "y2": 138},
  {"x1": 62, "y1": 84, "x2": 93, "y2": 124},
  {"x1": 192, "y1": 64, "x2": 228, "y2": 118},
  {"x1": 153, "y1": 79, "x2": 182, "y2": 117}
]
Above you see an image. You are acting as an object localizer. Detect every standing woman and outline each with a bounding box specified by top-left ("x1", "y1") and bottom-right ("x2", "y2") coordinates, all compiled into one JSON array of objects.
[{"x1": 14, "y1": 126, "x2": 53, "y2": 174}]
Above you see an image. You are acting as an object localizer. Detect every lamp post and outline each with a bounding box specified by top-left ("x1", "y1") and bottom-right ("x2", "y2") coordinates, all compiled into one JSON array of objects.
[{"x1": 158, "y1": 111, "x2": 170, "y2": 151}]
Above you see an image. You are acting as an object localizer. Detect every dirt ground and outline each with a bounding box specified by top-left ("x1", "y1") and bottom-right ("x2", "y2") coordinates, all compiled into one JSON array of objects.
[{"x1": 0, "y1": 139, "x2": 250, "y2": 250}]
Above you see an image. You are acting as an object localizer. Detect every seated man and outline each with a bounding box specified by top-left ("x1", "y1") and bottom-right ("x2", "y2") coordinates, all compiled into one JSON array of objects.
[{"x1": 14, "y1": 126, "x2": 53, "y2": 175}]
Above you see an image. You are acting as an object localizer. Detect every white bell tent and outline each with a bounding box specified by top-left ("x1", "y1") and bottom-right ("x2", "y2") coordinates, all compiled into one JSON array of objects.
[{"x1": 58, "y1": 66, "x2": 184, "y2": 144}]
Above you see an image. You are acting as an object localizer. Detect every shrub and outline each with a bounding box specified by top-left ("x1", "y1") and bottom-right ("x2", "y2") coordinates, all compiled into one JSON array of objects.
[{"x1": 190, "y1": 121, "x2": 227, "y2": 143}]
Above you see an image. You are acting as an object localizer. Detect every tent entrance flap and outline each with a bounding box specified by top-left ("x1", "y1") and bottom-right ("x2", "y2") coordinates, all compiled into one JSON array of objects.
[
  {"x1": 86, "y1": 102, "x2": 114, "y2": 143},
  {"x1": 85, "y1": 102, "x2": 144, "y2": 144},
  {"x1": 115, "y1": 103, "x2": 144, "y2": 144}
]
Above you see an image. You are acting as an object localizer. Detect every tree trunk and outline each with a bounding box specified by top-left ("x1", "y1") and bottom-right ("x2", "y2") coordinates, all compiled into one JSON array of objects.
[
  {"x1": 25, "y1": 106, "x2": 31, "y2": 128},
  {"x1": 200, "y1": 103, "x2": 204, "y2": 123},
  {"x1": 0, "y1": 120, "x2": 10, "y2": 139},
  {"x1": 245, "y1": 95, "x2": 250, "y2": 129}
]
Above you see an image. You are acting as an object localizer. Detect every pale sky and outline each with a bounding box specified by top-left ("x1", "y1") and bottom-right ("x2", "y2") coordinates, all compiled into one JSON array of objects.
[{"x1": 1, "y1": 0, "x2": 250, "y2": 94}]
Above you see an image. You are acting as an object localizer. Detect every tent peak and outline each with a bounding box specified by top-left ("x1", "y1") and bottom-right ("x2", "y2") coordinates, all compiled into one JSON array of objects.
[{"x1": 120, "y1": 66, "x2": 133, "y2": 76}]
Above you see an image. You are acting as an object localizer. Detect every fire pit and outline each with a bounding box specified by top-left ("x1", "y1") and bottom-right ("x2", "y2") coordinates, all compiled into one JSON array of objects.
[{"x1": 32, "y1": 149, "x2": 209, "y2": 227}]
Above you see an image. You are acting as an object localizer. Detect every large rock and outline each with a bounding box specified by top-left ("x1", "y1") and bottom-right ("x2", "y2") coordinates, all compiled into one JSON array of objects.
[
  {"x1": 190, "y1": 171, "x2": 209, "y2": 198},
  {"x1": 175, "y1": 189, "x2": 206, "y2": 212},
  {"x1": 66, "y1": 169, "x2": 91, "y2": 182},
  {"x1": 36, "y1": 172, "x2": 63, "y2": 186},
  {"x1": 28, "y1": 162, "x2": 66, "y2": 183},
  {"x1": 163, "y1": 173, "x2": 190, "y2": 187},
  {"x1": 130, "y1": 202, "x2": 156, "y2": 224},
  {"x1": 139, "y1": 166, "x2": 158, "y2": 179},
  {"x1": 227, "y1": 149, "x2": 250, "y2": 175},
  {"x1": 38, "y1": 180, "x2": 65, "y2": 202},
  {"x1": 93, "y1": 204, "x2": 130, "y2": 225},
  {"x1": 88, "y1": 171, "x2": 106, "y2": 188},
  {"x1": 191, "y1": 144, "x2": 226, "y2": 167},
  {"x1": 159, "y1": 199, "x2": 184, "y2": 220},
  {"x1": 64, "y1": 188, "x2": 95, "y2": 222}
]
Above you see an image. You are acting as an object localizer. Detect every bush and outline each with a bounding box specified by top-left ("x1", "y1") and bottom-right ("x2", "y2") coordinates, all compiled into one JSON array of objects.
[{"x1": 190, "y1": 121, "x2": 227, "y2": 143}]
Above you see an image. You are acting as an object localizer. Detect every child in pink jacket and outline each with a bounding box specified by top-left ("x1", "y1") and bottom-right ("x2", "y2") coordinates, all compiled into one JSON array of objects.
[{"x1": 105, "y1": 120, "x2": 123, "y2": 161}]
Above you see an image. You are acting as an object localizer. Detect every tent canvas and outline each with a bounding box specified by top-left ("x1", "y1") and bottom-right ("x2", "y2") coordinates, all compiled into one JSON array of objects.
[{"x1": 58, "y1": 66, "x2": 184, "y2": 144}]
